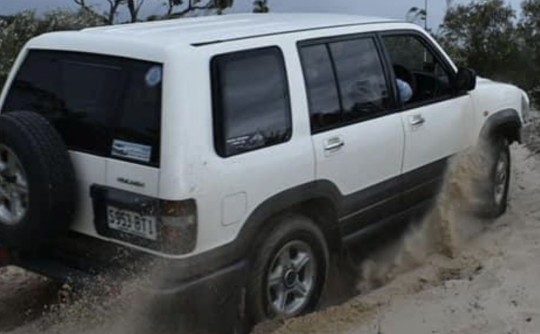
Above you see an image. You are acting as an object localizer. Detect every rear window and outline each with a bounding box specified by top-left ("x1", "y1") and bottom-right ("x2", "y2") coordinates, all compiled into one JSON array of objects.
[
  {"x1": 212, "y1": 47, "x2": 292, "y2": 157},
  {"x1": 2, "y1": 50, "x2": 162, "y2": 166}
]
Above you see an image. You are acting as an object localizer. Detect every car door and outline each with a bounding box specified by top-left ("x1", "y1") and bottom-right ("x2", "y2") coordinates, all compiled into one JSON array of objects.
[
  {"x1": 298, "y1": 35, "x2": 405, "y2": 235},
  {"x1": 381, "y1": 31, "x2": 475, "y2": 208}
]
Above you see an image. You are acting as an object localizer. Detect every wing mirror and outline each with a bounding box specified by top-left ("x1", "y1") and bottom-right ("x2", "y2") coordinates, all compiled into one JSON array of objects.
[{"x1": 455, "y1": 67, "x2": 477, "y2": 92}]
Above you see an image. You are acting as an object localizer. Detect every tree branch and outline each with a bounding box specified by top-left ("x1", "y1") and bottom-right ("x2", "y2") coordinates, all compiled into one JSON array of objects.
[
  {"x1": 169, "y1": 0, "x2": 215, "y2": 17},
  {"x1": 106, "y1": 0, "x2": 124, "y2": 24},
  {"x1": 73, "y1": 0, "x2": 109, "y2": 23}
]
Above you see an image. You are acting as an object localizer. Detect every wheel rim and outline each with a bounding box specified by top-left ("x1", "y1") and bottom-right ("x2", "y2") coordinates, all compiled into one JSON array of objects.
[
  {"x1": 0, "y1": 144, "x2": 29, "y2": 225},
  {"x1": 266, "y1": 240, "x2": 317, "y2": 317},
  {"x1": 493, "y1": 149, "x2": 509, "y2": 206}
]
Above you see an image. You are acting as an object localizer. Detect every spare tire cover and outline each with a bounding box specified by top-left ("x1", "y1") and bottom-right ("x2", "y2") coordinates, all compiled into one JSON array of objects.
[{"x1": 0, "y1": 111, "x2": 77, "y2": 249}]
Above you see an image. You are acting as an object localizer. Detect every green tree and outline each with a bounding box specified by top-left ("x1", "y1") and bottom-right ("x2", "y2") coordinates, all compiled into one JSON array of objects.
[
  {"x1": 518, "y1": 0, "x2": 540, "y2": 101},
  {"x1": 0, "y1": 10, "x2": 103, "y2": 87},
  {"x1": 437, "y1": 0, "x2": 522, "y2": 84},
  {"x1": 74, "y1": 0, "x2": 234, "y2": 23}
]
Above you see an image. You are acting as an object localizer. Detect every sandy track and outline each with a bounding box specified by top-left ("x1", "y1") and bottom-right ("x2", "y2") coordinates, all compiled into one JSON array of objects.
[{"x1": 267, "y1": 145, "x2": 540, "y2": 334}]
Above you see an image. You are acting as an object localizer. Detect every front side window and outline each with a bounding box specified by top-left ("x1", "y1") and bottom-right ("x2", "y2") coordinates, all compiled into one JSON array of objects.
[
  {"x1": 329, "y1": 38, "x2": 391, "y2": 122},
  {"x1": 382, "y1": 34, "x2": 454, "y2": 105},
  {"x1": 212, "y1": 47, "x2": 292, "y2": 157},
  {"x1": 3, "y1": 50, "x2": 162, "y2": 166},
  {"x1": 300, "y1": 36, "x2": 392, "y2": 133},
  {"x1": 299, "y1": 44, "x2": 341, "y2": 131}
]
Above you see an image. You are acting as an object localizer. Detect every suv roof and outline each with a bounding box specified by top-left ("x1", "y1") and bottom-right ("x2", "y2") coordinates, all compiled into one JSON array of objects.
[{"x1": 81, "y1": 13, "x2": 395, "y2": 46}]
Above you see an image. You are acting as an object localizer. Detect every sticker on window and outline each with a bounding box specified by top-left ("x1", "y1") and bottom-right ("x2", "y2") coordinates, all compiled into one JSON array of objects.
[
  {"x1": 145, "y1": 66, "x2": 162, "y2": 87},
  {"x1": 226, "y1": 133, "x2": 267, "y2": 153},
  {"x1": 111, "y1": 139, "x2": 152, "y2": 163},
  {"x1": 226, "y1": 135, "x2": 250, "y2": 151}
]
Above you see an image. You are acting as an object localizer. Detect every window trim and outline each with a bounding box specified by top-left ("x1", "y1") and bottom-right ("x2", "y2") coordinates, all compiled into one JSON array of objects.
[
  {"x1": 297, "y1": 33, "x2": 399, "y2": 135},
  {"x1": 210, "y1": 46, "x2": 293, "y2": 158},
  {"x1": 377, "y1": 29, "x2": 463, "y2": 111}
]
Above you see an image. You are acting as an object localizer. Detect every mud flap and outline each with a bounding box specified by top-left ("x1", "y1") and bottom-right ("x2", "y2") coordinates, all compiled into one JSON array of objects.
[{"x1": 130, "y1": 261, "x2": 248, "y2": 334}]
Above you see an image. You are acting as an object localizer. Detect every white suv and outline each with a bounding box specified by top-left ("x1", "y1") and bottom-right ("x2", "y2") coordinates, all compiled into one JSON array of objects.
[{"x1": 0, "y1": 13, "x2": 532, "y2": 332}]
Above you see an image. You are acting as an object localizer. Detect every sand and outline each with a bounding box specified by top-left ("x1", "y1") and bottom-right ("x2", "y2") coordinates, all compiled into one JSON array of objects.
[{"x1": 267, "y1": 144, "x2": 540, "y2": 334}]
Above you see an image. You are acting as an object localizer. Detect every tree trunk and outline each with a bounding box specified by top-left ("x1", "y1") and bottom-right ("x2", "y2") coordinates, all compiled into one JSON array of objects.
[{"x1": 107, "y1": 0, "x2": 122, "y2": 24}]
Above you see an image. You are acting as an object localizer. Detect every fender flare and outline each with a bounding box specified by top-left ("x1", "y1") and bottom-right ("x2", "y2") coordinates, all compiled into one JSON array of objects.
[
  {"x1": 479, "y1": 108, "x2": 522, "y2": 143},
  {"x1": 235, "y1": 180, "x2": 342, "y2": 254}
]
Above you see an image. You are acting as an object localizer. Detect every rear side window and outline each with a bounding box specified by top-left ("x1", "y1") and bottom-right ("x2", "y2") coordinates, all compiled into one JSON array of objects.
[
  {"x1": 3, "y1": 50, "x2": 162, "y2": 166},
  {"x1": 212, "y1": 47, "x2": 292, "y2": 157}
]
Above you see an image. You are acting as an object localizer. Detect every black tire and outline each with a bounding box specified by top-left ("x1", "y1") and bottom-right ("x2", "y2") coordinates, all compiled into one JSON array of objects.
[
  {"x1": 0, "y1": 111, "x2": 77, "y2": 249},
  {"x1": 480, "y1": 136, "x2": 511, "y2": 218},
  {"x1": 246, "y1": 214, "x2": 329, "y2": 324}
]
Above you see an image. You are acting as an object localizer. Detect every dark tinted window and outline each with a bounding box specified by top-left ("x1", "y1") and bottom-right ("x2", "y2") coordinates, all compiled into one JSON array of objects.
[
  {"x1": 299, "y1": 44, "x2": 341, "y2": 131},
  {"x1": 212, "y1": 47, "x2": 291, "y2": 157},
  {"x1": 329, "y1": 38, "x2": 391, "y2": 121},
  {"x1": 383, "y1": 35, "x2": 453, "y2": 105},
  {"x1": 300, "y1": 37, "x2": 392, "y2": 133},
  {"x1": 3, "y1": 50, "x2": 162, "y2": 166}
]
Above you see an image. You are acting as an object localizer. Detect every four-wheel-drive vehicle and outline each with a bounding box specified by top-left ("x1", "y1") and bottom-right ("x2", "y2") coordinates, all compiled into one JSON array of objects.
[{"x1": 0, "y1": 13, "x2": 533, "y2": 331}]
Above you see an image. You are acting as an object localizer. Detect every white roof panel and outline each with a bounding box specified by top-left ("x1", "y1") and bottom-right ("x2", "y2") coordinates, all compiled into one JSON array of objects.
[{"x1": 81, "y1": 13, "x2": 395, "y2": 46}]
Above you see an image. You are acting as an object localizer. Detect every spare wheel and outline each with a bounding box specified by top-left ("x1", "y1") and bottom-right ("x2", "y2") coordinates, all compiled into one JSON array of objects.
[{"x1": 0, "y1": 111, "x2": 77, "y2": 249}]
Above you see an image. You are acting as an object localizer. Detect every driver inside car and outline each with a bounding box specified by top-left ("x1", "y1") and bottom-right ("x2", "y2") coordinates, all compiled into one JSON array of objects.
[{"x1": 396, "y1": 78, "x2": 413, "y2": 104}]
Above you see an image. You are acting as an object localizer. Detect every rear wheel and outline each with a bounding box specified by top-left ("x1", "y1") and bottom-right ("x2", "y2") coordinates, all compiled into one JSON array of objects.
[{"x1": 247, "y1": 215, "x2": 329, "y2": 323}]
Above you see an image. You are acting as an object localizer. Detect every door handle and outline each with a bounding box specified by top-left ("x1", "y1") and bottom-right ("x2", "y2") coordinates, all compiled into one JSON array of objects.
[
  {"x1": 324, "y1": 138, "x2": 345, "y2": 151},
  {"x1": 410, "y1": 114, "x2": 426, "y2": 126}
]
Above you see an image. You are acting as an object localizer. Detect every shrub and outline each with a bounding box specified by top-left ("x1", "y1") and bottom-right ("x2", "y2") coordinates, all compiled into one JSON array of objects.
[{"x1": 0, "y1": 10, "x2": 104, "y2": 87}]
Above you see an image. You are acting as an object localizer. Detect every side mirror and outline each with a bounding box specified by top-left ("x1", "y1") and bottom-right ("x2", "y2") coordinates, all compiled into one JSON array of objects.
[{"x1": 455, "y1": 67, "x2": 477, "y2": 92}]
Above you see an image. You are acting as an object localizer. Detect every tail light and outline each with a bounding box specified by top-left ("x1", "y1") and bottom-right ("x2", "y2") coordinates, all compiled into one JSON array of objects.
[{"x1": 159, "y1": 199, "x2": 197, "y2": 254}]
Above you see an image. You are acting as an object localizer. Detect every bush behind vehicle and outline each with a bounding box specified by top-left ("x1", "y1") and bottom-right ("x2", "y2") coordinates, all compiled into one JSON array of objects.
[{"x1": 0, "y1": 10, "x2": 104, "y2": 87}]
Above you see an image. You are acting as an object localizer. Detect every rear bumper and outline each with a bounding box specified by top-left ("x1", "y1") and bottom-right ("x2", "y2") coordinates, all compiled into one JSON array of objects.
[{"x1": 4, "y1": 234, "x2": 249, "y2": 333}]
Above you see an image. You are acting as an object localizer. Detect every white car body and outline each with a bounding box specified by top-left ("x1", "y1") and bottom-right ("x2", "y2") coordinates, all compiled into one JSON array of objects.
[{"x1": 0, "y1": 13, "x2": 530, "y2": 262}]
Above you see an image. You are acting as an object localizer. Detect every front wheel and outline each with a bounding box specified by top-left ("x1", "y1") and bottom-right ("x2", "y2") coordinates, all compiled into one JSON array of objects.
[
  {"x1": 247, "y1": 215, "x2": 329, "y2": 323},
  {"x1": 482, "y1": 137, "x2": 511, "y2": 218}
]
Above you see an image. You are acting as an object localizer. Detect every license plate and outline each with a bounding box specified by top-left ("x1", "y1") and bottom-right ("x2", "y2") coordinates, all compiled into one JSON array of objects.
[{"x1": 107, "y1": 206, "x2": 157, "y2": 240}]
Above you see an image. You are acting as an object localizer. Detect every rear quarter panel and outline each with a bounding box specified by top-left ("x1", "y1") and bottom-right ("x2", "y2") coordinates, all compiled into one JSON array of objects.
[{"x1": 159, "y1": 37, "x2": 316, "y2": 257}]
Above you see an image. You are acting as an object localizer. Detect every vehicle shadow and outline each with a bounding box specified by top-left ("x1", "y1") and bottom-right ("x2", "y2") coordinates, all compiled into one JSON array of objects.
[{"x1": 0, "y1": 267, "x2": 61, "y2": 332}]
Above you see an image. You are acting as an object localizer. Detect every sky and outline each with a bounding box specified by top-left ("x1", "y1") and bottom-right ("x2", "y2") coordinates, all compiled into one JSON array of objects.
[{"x1": 0, "y1": 0, "x2": 525, "y2": 31}]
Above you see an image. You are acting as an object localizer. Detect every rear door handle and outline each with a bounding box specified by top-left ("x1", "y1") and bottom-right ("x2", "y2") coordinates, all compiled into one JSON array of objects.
[
  {"x1": 324, "y1": 137, "x2": 345, "y2": 151},
  {"x1": 410, "y1": 114, "x2": 426, "y2": 126}
]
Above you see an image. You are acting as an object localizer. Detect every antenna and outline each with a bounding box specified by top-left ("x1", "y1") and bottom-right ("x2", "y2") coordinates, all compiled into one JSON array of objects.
[{"x1": 424, "y1": 0, "x2": 428, "y2": 30}]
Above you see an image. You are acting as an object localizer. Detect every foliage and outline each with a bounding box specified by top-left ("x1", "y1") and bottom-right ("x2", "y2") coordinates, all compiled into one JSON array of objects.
[
  {"x1": 73, "y1": 0, "x2": 235, "y2": 23},
  {"x1": 437, "y1": 0, "x2": 519, "y2": 80},
  {"x1": 0, "y1": 10, "x2": 103, "y2": 87},
  {"x1": 435, "y1": 0, "x2": 540, "y2": 103},
  {"x1": 518, "y1": 0, "x2": 540, "y2": 102},
  {"x1": 253, "y1": 0, "x2": 269, "y2": 13}
]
